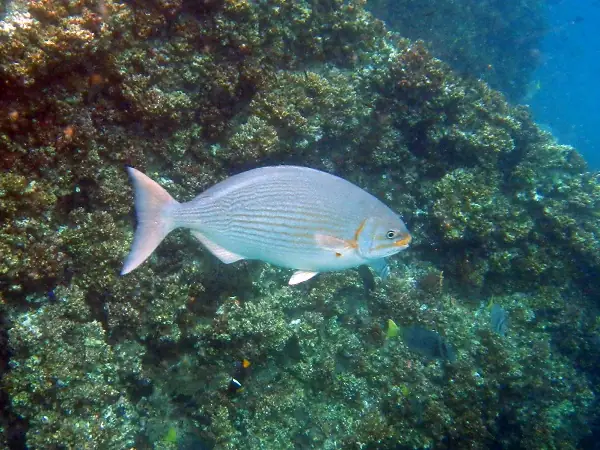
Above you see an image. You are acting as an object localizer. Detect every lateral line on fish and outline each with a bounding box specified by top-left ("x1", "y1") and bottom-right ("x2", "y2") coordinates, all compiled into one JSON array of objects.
[
  {"x1": 224, "y1": 230, "x2": 334, "y2": 252},
  {"x1": 229, "y1": 213, "x2": 343, "y2": 228},
  {"x1": 227, "y1": 187, "x2": 324, "y2": 204},
  {"x1": 230, "y1": 207, "x2": 344, "y2": 223},
  {"x1": 231, "y1": 219, "x2": 344, "y2": 235}
]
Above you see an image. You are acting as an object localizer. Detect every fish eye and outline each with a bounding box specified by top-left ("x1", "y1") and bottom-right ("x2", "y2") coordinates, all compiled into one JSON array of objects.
[{"x1": 386, "y1": 230, "x2": 397, "y2": 239}]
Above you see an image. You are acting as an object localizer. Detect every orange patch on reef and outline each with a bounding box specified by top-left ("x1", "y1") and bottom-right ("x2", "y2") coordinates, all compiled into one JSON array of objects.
[
  {"x1": 89, "y1": 73, "x2": 105, "y2": 87},
  {"x1": 63, "y1": 125, "x2": 75, "y2": 140}
]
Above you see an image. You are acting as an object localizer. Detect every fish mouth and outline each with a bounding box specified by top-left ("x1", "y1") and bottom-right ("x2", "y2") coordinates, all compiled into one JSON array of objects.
[
  {"x1": 394, "y1": 233, "x2": 412, "y2": 248},
  {"x1": 369, "y1": 232, "x2": 412, "y2": 256}
]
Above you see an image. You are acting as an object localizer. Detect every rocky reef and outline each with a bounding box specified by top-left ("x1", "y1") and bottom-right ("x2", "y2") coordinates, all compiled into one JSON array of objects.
[
  {"x1": 366, "y1": 0, "x2": 547, "y2": 101},
  {"x1": 1, "y1": 0, "x2": 598, "y2": 448}
]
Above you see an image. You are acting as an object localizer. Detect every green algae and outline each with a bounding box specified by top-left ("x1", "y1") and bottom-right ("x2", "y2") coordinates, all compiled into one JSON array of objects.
[
  {"x1": 5, "y1": 285, "x2": 140, "y2": 448},
  {"x1": 0, "y1": 0, "x2": 598, "y2": 448}
]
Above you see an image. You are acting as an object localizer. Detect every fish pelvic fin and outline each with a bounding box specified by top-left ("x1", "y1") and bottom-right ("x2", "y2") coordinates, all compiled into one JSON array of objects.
[
  {"x1": 289, "y1": 270, "x2": 319, "y2": 285},
  {"x1": 369, "y1": 258, "x2": 390, "y2": 280},
  {"x1": 121, "y1": 167, "x2": 179, "y2": 275}
]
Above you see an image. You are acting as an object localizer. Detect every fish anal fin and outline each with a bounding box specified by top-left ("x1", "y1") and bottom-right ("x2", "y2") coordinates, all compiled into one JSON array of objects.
[
  {"x1": 289, "y1": 270, "x2": 319, "y2": 285},
  {"x1": 191, "y1": 231, "x2": 245, "y2": 264}
]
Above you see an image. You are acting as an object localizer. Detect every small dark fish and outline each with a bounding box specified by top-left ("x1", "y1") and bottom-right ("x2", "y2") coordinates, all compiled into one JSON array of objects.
[
  {"x1": 357, "y1": 264, "x2": 375, "y2": 293},
  {"x1": 402, "y1": 326, "x2": 456, "y2": 363},
  {"x1": 228, "y1": 378, "x2": 243, "y2": 394},
  {"x1": 490, "y1": 304, "x2": 510, "y2": 336},
  {"x1": 228, "y1": 359, "x2": 251, "y2": 394}
]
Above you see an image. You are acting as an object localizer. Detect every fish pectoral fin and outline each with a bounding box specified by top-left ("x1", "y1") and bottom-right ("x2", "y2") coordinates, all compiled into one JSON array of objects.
[
  {"x1": 370, "y1": 258, "x2": 390, "y2": 280},
  {"x1": 288, "y1": 270, "x2": 319, "y2": 285},
  {"x1": 315, "y1": 234, "x2": 355, "y2": 256},
  {"x1": 191, "y1": 231, "x2": 245, "y2": 264}
]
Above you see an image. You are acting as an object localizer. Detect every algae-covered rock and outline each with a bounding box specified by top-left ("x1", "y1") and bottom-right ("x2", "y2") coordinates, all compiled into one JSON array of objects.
[
  {"x1": 367, "y1": 0, "x2": 546, "y2": 101},
  {"x1": 0, "y1": 0, "x2": 598, "y2": 448},
  {"x1": 6, "y1": 285, "x2": 140, "y2": 448}
]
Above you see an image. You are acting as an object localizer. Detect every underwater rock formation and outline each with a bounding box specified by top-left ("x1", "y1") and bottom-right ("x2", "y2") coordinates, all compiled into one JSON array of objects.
[
  {"x1": 366, "y1": 0, "x2": 547, "y2": 101},
  {"x1": 0, "y1": 0, "x2": 598, "y2": 448}
]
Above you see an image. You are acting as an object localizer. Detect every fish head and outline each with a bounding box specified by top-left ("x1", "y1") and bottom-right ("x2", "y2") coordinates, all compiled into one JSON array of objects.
[{"x1": 356, "y1": 215, "x2": 411, "y2": 259}]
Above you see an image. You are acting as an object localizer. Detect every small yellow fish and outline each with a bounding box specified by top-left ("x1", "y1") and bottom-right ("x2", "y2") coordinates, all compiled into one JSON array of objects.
[
  {"x1": 399, "y1": 384, "x2": 410, "y2": 396},
  {"x1": 163, "y1": 427, "x2": 177, "y2": 444},
  {"x1": 386, "y1": 319, "x2": 400, "y2": 339}
]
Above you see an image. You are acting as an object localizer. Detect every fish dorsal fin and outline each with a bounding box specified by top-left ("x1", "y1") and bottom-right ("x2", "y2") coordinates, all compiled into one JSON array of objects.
[
  {"x1": 288, "y1": 270, "x2": 319, "y2": 285},
  {"x1": 315, "y1": 234, "x2": 355, "y2": 256},
  {"x1": 191, "y1": 231, "x2": 245, "y2": 264}
]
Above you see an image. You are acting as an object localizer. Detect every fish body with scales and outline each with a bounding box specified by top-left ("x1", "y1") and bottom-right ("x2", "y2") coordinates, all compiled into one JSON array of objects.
[
  {"x1": 402, "y1": 326, "x2": 456, "y2": 363},
  {"x1": 121, "y1": 165, "x2": 411, "y2": 284},
  {"x1": 490, "y1": 304, "x2": 509, "y2": 336}
]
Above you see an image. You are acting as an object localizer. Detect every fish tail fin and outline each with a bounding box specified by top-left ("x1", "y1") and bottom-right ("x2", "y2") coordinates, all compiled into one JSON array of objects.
[{"x1": 121, "y1": 167, "x2": 179, "y2": 275}]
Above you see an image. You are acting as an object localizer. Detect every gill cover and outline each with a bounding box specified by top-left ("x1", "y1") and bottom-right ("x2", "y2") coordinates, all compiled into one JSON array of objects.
[{"x1": 357, "y1": 217, "x2": 411, "y2": 259}]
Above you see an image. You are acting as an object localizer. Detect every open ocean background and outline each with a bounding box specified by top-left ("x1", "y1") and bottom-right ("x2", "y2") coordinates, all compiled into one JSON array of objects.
[{"x1": 529, "y1": 0, "x2": 600, "y2": 168}]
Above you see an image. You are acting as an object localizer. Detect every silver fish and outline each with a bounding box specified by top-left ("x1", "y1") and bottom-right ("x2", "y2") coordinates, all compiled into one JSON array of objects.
[
  {"x1": 402, "y1": 326, "x2": 456, "y2": 363},
  {"x1": 121, "y1": 166, "x2": 411, "y2": 284},
  {"x1": 490, "y1": 304, "x2": 509, "y2": 336}
]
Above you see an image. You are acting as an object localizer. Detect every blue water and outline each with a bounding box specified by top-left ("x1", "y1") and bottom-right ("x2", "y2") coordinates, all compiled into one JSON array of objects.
[{"x1": 528, "y1": 0, "x2": 600, "y2": 168}]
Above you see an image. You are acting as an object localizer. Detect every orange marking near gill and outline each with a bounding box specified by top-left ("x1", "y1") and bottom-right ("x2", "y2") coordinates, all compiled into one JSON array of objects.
[
  {"x1": 354, "y1": 218, "x2": 367, "y2": 242},
  {"x1": 345, "y1": 218, "x2": 368, "y2": 250}
]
